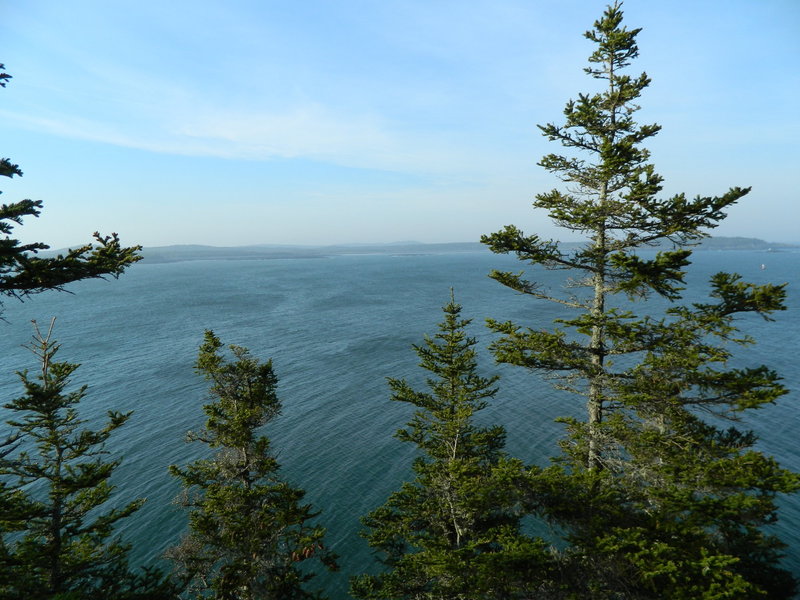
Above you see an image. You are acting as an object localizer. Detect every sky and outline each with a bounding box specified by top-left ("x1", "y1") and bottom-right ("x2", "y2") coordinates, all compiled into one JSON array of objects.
[{"x1": 1, "y1": 0, "x2": 799, "y2": 248}]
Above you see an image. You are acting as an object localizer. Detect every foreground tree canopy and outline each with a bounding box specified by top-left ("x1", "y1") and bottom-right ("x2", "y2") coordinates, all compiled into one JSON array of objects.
[
  {"x1": 0, "y1": 321, "x2": 175, "y2": 599},
  {"x1": 0, "y1": 65, "x2": 141, "y2": 314},
  {"x1": 482, "y1": 2, "x2": 798, "y2": 597},
  {"x1": 168, "y1": 331, "x2": 337, "y2": 599},
  {"x1": 352, "y1": 297, "x2": 555, "y2": 599},
  {"x1": 0, "y1": 63, "x2": 167, "y2": 599}
]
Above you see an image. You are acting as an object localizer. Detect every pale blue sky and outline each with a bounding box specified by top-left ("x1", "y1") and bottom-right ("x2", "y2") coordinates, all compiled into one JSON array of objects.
[{"x1": 2, "y1": 1, "x2": 798, "y2": 248}]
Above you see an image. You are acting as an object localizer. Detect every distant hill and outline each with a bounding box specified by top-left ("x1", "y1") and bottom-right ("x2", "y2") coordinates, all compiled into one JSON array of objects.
[
  {"x1": 141, "y1": 244, "x2": 328, "y2": 263},
  {"x1": 125, "y1": 237, "x2": 797, "y2": 264},
  {"x1": 686, "y1": 236, "x2": 794, "y2": 251}
]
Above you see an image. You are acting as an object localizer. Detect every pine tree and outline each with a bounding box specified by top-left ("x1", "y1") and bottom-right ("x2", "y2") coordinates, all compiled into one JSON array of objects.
[
  {"x1": 0, "y1": 319, "x2": 175, "y2": 599},
  {"x1": 351, "y1": 297, "x2": 555, "y2": 600},
  {"x1": 481, "y1": 3, "x2": 798, "y2": 597},
  {"x1": 0, "y1": 64, "x2": 141, "y2": 315},
  {"x1": 0, "y1": 64, "x2": 153, "y2": 597},
  {"x1": 168, "y1": 331, "x2": 337, "y2": 600}
]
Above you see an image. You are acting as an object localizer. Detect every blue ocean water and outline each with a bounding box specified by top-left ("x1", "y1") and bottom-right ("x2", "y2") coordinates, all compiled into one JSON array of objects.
[{"x1": 0, "y1": 248, "x2": 797, "y2": 598}]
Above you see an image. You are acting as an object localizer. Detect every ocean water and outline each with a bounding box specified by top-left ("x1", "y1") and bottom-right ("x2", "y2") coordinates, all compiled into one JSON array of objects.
[{"x1": 0, "y1": 248, "x2": 797, "y2": 598}]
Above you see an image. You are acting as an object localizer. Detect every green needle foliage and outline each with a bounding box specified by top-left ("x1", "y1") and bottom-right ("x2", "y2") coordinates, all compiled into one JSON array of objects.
[
  {"x1": 0, "y1": 64, "x2": 141, "y2": 315},
  {"x1": 481, "y1": 3, "x2": 798, "y2": 597},
  {"x1": 0, "y1": 64, "x2": 153, "y2": 598},
  {"x1": 352, "y1": 297, "x2": 556, "y2": 600},
  {"x1": 0, "y1": 320, "x2": 174, "y2": 599},
  {"x1": 168, "y1": 331, "x2": 337, "y2": 600}
]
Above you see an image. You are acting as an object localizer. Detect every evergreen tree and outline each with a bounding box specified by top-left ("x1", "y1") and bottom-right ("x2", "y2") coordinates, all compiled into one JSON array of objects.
[
  {"x1": 351, "y1": 297, "x2": 555, "y2": 600},
  {"x1": 0, "y1": 64, "x2": 151, "y2": 597},
  {"x1": 168, "y1": 331, "x2": 337, "y2": 600},
  {"x1": 0, "y1": 64, "x2": 141, "y2": 315},
  {"x1": 0, "y1": 319, "x2": 175, "y2": 599},
  {"x1": 481, "y1": 3, "x2": 798, "y2": 597}
]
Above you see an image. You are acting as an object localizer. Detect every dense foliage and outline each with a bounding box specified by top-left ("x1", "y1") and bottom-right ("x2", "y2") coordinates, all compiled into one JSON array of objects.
[
  {"x1": 0, "y1": 321, "x2": 174, "y2": 599},
  {"x1": 481, "y1": 2, "x2": 798, "y2": 597},
  {"x1": 168, "y1": 331, "x2": 337, "y2": 599},
  {"x1": 352, "y1": 297, "x2": 555, "y2": 599},
  {"x1": 0, "y1": 62, "x2": 166, "y2": 600},
  {"x1": 0, "y1": 64, "x2": 141, "y2": 315}
]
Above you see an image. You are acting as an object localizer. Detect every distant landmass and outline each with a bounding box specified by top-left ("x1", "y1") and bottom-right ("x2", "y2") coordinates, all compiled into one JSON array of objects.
[
  {"x1": 680, "y1": 236, "x2": 796, "y2": 251},
  {"x1": 138, "y1": 237, "x2": 798, "y2": 264},
  {"x1": 140, "y1": 242, "x2": 483, "y2": 263}
]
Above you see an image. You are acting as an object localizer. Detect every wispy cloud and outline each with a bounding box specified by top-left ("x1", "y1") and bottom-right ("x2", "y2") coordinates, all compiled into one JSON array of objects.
[
  {"x1": 3, "y1": 1, "x2": 556, "y2": 182},
  {"x1": 3, "y1": 82, "x2": 535, "y2": 183},
  {"x1": 171, "y1": 104, "x2": 445, "y2": 172}
]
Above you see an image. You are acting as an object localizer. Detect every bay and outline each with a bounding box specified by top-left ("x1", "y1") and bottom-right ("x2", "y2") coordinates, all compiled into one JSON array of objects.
[{"x1": 0, "y1": 248, "x2": 797, "y2": 598}]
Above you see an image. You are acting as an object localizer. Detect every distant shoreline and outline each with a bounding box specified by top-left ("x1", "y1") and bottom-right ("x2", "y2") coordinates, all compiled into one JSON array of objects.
[
  {"x1": 139, "y1": 242, "x2": 486, "y2": 264},
  {"x1": 137, "y1": 237, "x2": 798, "y2": 264},
  {"x1": 38, "y1": 237, "x2": 799, "y2": 265}
]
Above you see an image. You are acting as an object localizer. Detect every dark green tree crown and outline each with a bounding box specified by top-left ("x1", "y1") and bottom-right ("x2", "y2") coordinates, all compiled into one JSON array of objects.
[
  {"x1": 168, "y1": 330, "x2": 336, "y2": 600},
  {"x1": 483, "y1": 2, "x2": 751, "y2": 305},
  {"x1": 0, "y1": 63, "x2": 141, "y2": 313},
  {"x1": 0, "y1": 319, "x2": 174, "y2": 598},
  {"x1": 352, "y1": 297, "x2": 555, "y2": 599},
  {"x1": 479, "y1": 3, "x2": 797, "y2": 597}
]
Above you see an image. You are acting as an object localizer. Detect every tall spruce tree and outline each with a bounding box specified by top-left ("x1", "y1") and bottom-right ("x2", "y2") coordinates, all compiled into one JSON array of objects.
[
  {"x1": 168, "y1": 331, "x2": 337, "y2": 600},
  {"x1": 481, "y1": 3, "x2": 798, "y2": 597},
  {"x1": 351, "y1": 297, "x2": 555, "y2": 600},
  {"x1": 0, "y1": 320, "x2": 175, "y2": 599},
  {"x1": 0, "y1": 64, "x2": 141, "y2": 315},
  {"x1": 1, "y1": 64, "x2": 149, "y2": 597}
]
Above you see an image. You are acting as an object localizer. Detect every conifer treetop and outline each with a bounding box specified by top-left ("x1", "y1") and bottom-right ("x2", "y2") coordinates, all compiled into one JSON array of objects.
[{"x1": 0, "y1": 64, "x2": 141, "y2": 314}]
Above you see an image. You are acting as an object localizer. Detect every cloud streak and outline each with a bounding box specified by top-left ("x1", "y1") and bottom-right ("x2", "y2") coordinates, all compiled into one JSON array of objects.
[{"x1": 2, "y1": 87, "x2": 534, "y2": 183}]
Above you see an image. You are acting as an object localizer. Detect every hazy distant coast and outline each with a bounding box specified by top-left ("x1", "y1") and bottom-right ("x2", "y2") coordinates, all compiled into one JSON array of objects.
[
  {"x1": 138, "y1": 237, "x2": 798, "y2": 264},
  {"x1": 140, "y1": 242, "x2": 484, "y2": 264}
]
